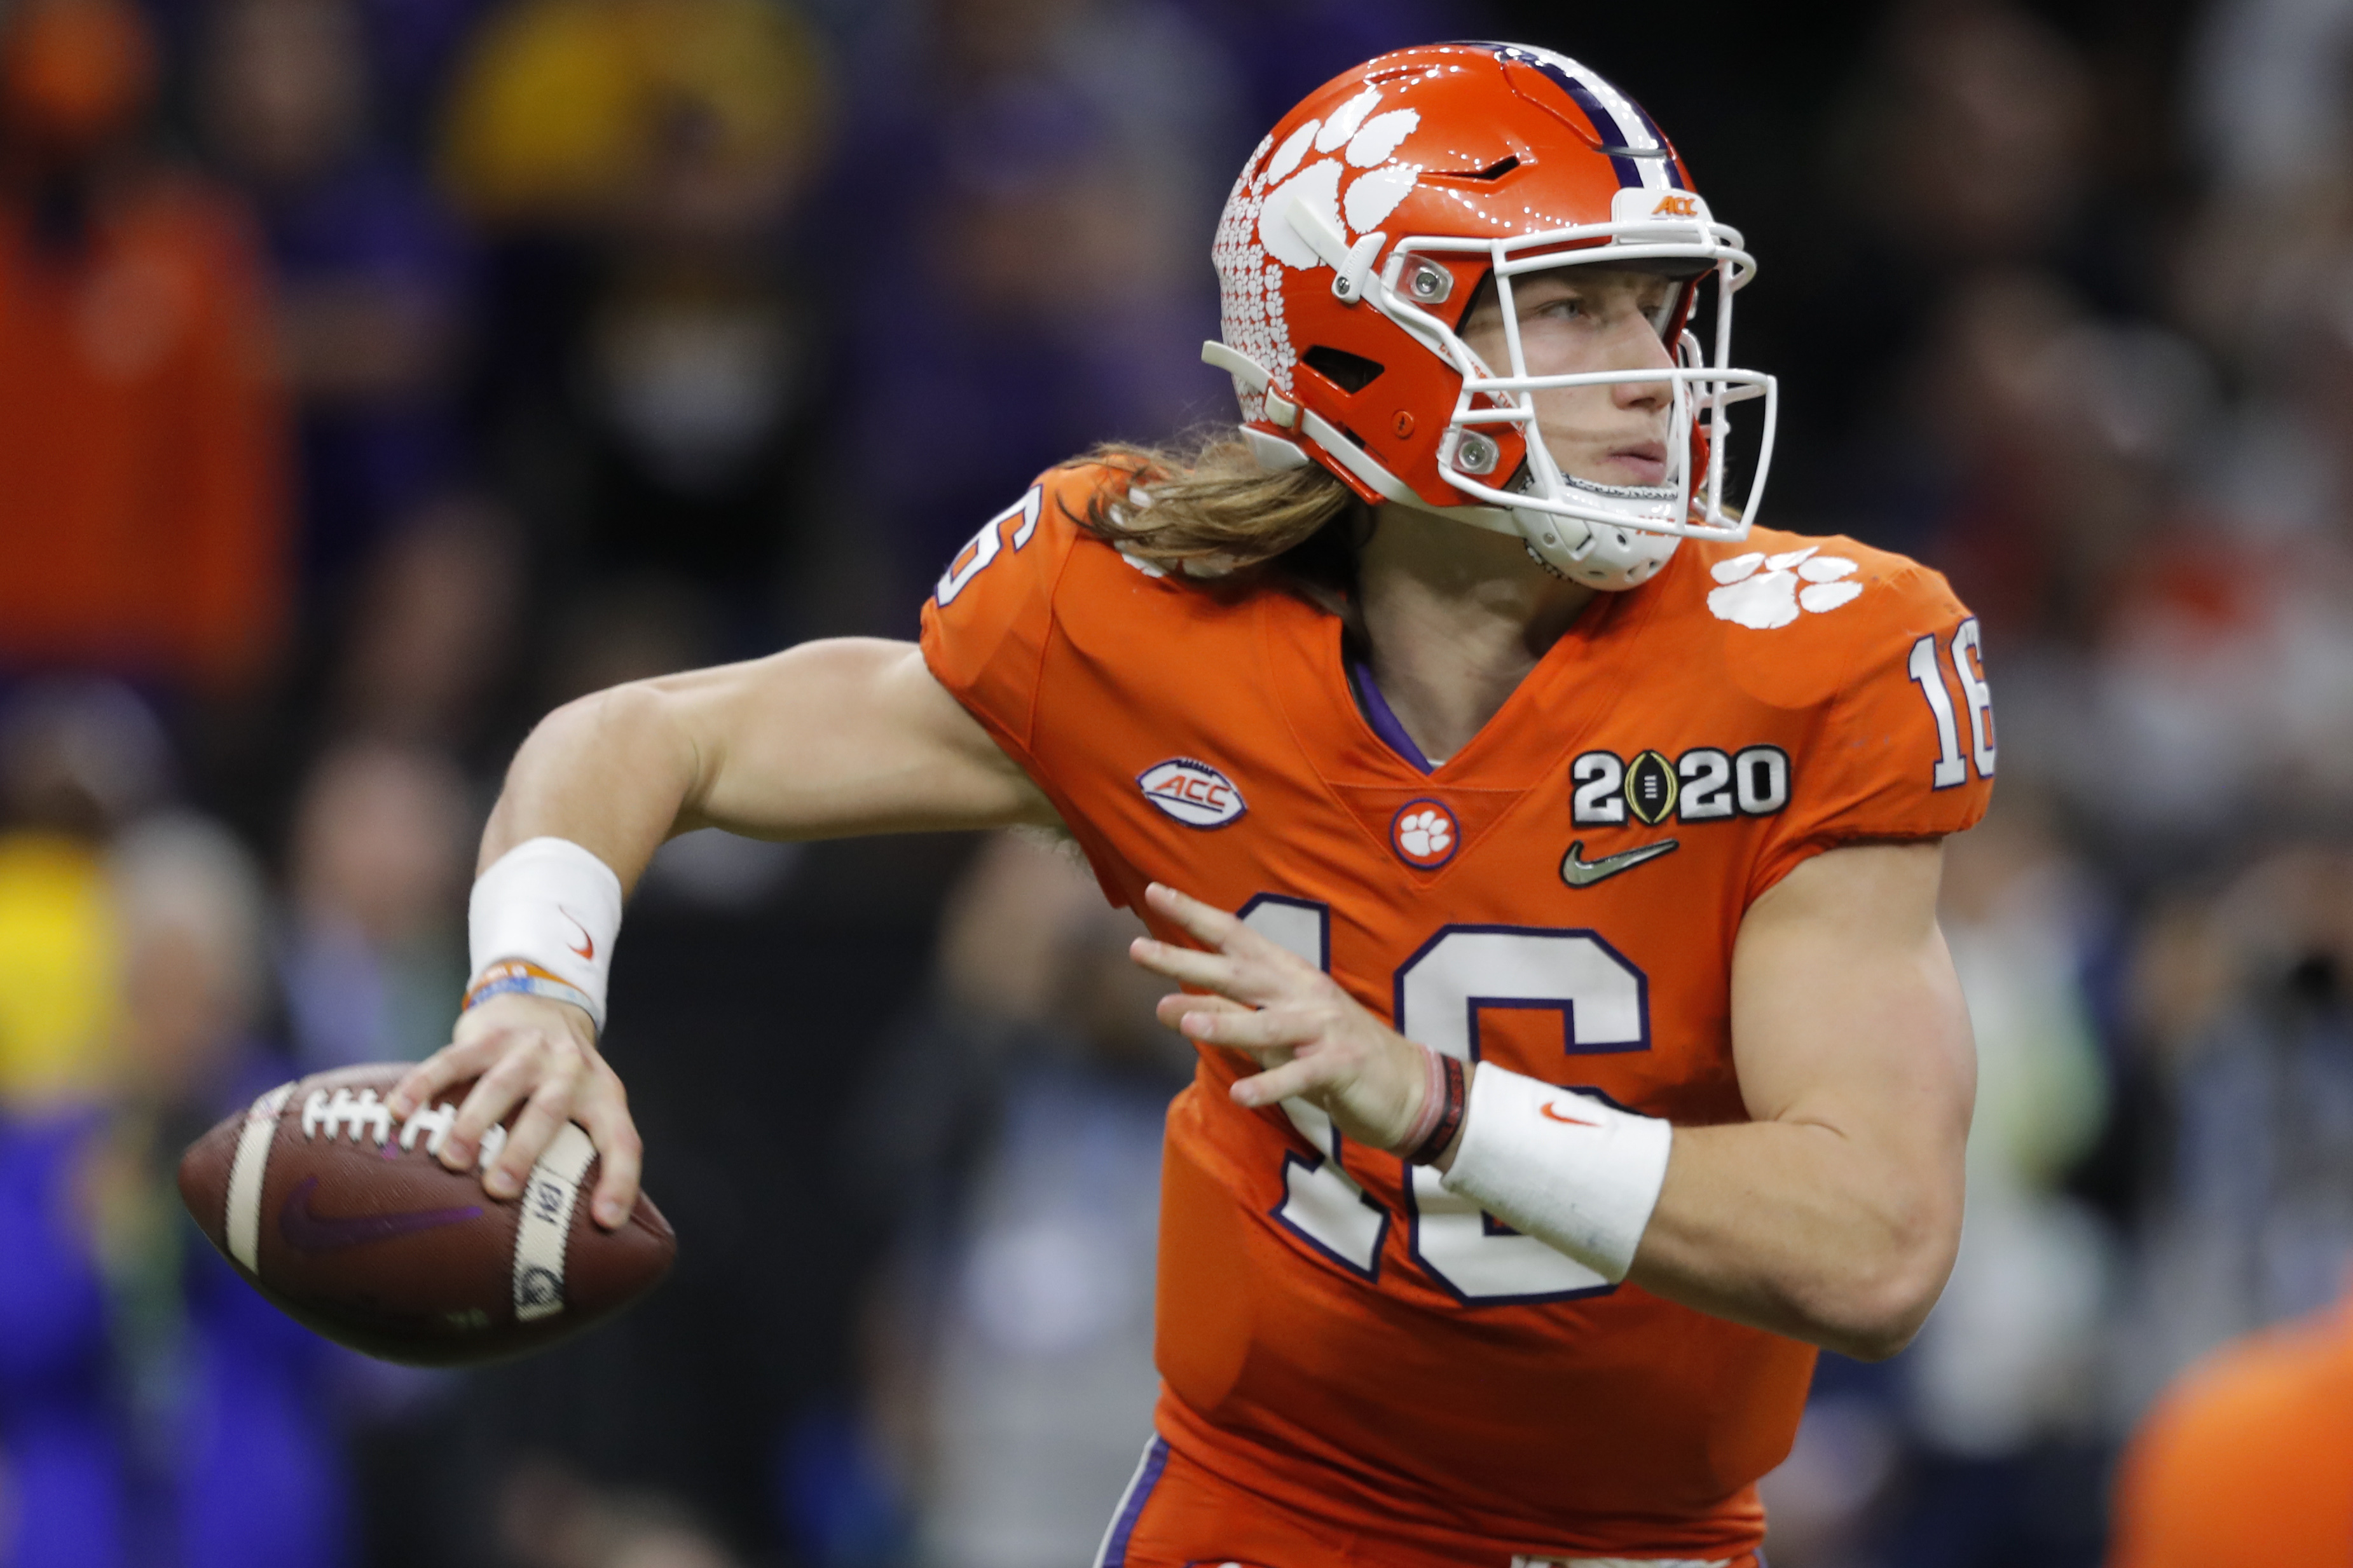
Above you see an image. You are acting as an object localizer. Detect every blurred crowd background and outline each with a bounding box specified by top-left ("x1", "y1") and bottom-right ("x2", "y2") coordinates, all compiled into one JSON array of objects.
[{"x1": 1, "y1": 0, "x2": 2348, "y2": 1562}]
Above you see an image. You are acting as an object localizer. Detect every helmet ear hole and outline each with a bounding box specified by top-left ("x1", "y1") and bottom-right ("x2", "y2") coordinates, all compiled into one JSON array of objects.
[{"x1": 1301, "y1": 346, "x2": 1385, "y2": 393}]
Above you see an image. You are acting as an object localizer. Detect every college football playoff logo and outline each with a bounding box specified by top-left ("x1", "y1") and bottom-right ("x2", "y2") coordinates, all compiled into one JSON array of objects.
[
  {"x1": 1573, "y1": 745, "x2": 1792, "y2": 827},
  {"x1": 1623, "y1": 751, "x2": 1679, "y2": 826}
]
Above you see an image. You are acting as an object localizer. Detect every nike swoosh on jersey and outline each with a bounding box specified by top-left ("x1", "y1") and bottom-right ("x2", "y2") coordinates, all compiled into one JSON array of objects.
[
  {"x1": 1559, "y1": 838, "x2": 1680, "y2": 887},
  {"x1": 276, "y1": 1176, "x2": 482, "y2": 1252}
]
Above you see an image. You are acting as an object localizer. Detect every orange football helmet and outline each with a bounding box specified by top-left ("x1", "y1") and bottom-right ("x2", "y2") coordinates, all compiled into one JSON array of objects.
[{"x1": 1206, "y1": 42, "x2": 1778, "y2": 589}]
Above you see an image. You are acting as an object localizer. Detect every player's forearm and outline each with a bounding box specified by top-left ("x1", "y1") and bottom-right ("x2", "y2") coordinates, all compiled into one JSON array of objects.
[
  {"x1": 1625, "y1": 1119, "x2": 1961, "y2": 1360},
  {"x1": 480, "y1": 681, "x2": 703, "y2": 892},
  {"x1": 481, "y1": 640, "x2": 1052, "y2": 887}
]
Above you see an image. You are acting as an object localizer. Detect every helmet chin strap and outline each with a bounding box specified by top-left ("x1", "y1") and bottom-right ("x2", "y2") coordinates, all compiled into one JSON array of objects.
[
  {"x1": 1522, "y1": 543, "x2": 1569, "y2": 580},
  {"x1": 1499, "y1": 462, "x2": 1685, "y2": 592},
  {"x1": 1392, "y1": 478, "x2": 1682, "y2": 594},
  {"x1": 1495, "y1": 391, "x2": 1691, "y2": 591},
  {"x1": 1551, "y1": 472, "x2": 1684, "y2": 526}
]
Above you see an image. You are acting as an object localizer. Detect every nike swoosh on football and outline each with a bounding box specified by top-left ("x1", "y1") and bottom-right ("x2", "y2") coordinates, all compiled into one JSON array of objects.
[
  {"x1": 277, "y1": 1176, "x2": 482, "y2": 1253},
  {"x1": 1560, "y1": 838, "x2": 1679, "y2": 887}
]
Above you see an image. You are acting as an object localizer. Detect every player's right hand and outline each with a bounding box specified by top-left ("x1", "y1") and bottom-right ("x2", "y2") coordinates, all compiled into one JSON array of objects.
[
  {"x1": 388, "y1": 993, "x2": 643, "y2": 1230},
  {"x1": 1130, "y1": 882, "x2": 1442, "y2": 1152}
]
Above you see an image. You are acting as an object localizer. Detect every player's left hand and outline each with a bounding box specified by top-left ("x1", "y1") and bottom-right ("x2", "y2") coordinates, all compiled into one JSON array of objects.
[{"x1": 1130, "y1": 882, "x2": 1444, "y2": 1151}]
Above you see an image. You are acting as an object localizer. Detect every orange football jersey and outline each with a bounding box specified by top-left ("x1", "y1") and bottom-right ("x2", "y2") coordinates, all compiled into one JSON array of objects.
[{"x1": 919, "y1": 465, "x2": 1995, "y2": 1558}]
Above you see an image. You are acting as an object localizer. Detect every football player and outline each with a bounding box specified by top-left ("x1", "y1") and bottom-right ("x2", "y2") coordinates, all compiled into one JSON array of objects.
[{"x1": 395, "y1": 44, "x2": 1993, "y2": 1567}]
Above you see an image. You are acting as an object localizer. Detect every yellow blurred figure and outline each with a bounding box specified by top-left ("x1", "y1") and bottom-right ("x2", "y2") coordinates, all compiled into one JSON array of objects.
[
  {"x1": 439, "y1": 0, "x2": 828, "y2": 226},
  {"x1": 0, "y1": 833, "x2": 120, "y2": 1107}
]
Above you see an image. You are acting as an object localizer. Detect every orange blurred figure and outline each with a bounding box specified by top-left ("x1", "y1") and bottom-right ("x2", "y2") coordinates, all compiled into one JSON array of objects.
[
  {"x1": 0, "y1": 0, "x2": 290, "y2": 695},
  {"x1": 0, "y1": 0, "x2": 156, "y2": 154},
  {"x1": 2107, "y1": 1288, "x2": 2353, "y2": 1567}
]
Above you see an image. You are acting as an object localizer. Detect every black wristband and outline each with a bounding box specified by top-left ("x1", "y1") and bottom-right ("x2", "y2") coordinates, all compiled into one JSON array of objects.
[{"x1": 1405, "y1": 1053, "x2": 1467, "y2": 1166}]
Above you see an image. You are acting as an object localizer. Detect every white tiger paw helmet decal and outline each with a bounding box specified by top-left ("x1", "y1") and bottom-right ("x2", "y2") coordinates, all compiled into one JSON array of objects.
[
  {"x1": 1206, "y1": 43, "x2": 1780, "y2": 592},
  {"x1": 1251, "y1": 86, "x2": 1425, "y2": 275},
  {"x1": 1706, "y1": 546, "x2": 1863, "y2": 629}
]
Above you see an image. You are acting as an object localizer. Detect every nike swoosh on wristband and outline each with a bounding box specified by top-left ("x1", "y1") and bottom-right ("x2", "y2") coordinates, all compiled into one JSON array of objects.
[
  {"x1": 1541, "y1": 1101, "x2": 1602, "y2": 1128},
  {"x1": 1560, "y1": 837, "x2": 1679, "y2": 887},
  {"x1": 558, "y1": 908, "x2": 595, "y2": 960},
  {"x1": 277, "y1": 1176, "x2": 482, "y2": 1252}
]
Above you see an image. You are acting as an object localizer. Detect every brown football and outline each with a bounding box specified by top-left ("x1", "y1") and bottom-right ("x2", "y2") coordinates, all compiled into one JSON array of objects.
[{"x1": 177, "y1": 1062, "x2": 675, "y2": 1366}]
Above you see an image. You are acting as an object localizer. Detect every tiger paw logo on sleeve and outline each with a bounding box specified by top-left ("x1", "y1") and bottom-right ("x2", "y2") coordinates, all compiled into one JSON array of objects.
[{"x1": 1706, "y1": 546, "x2": 1863, "y2": 629}]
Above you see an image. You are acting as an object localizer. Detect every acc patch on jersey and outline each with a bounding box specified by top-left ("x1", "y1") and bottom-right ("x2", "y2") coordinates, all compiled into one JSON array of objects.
[
  {"x1": 1390, "y1": 799, "x2": 1459, "y2": 869},
  {"x1": 1138, "y1": 758, "x2": 1247, "y2": 828}
]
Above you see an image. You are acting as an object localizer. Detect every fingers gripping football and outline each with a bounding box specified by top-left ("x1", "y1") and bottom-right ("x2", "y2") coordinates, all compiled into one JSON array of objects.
[
  {"x1": 1132, "y1": 883, "x2": 1429, "y2": 1150},
  {"x1": 389, "y1": 993, "x2": 642, "y2": 1230}
]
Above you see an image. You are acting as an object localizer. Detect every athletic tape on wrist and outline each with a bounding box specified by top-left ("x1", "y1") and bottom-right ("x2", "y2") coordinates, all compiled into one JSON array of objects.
[
  {"x1": 467, "y1": 837, "x2": 622, "y2": 1030},
  {"x1": 1437, "y1": 1063, "x2": 1672, "y2": 1283}
]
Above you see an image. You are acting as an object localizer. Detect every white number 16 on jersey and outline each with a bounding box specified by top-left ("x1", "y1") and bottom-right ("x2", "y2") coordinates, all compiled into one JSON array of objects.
[{"x1": 1238, "y1": 899, "x2": 1648, "y2": 1306}]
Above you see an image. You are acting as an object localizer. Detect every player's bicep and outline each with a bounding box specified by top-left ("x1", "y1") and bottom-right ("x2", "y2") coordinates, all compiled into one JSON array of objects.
[
  {"x1": 1729, "y1": 840, "x2": 1974, "y2": 1182},
  {"x1": 656, "y1": 637, "x2": 1059, "y2": 839}
]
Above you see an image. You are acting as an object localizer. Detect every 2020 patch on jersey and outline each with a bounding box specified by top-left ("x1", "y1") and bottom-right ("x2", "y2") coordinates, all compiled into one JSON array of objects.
[{"x1": 919, "y1": 467, "x2": 1993, "y2": 1559}]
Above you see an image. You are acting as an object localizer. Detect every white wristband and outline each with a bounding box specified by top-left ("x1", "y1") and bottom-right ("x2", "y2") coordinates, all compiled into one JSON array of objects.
[
  {"x1": 467, "y1": 837, "x2": 624, "y2": 1030},
  {"x1": 1437, "y1": 1063, "x2": 1672, "y2": 1284}
]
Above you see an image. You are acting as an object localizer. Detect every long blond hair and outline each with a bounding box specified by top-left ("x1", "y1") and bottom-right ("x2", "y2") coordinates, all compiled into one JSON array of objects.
[{"x1": 1062, "y1": 431, "x2": 1366, "y2": 586}]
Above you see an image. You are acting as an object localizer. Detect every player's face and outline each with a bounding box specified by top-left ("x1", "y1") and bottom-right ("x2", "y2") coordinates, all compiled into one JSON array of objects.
[{"x1": 1457, "y1": 267, "x2": 1678, "y2": 490}]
